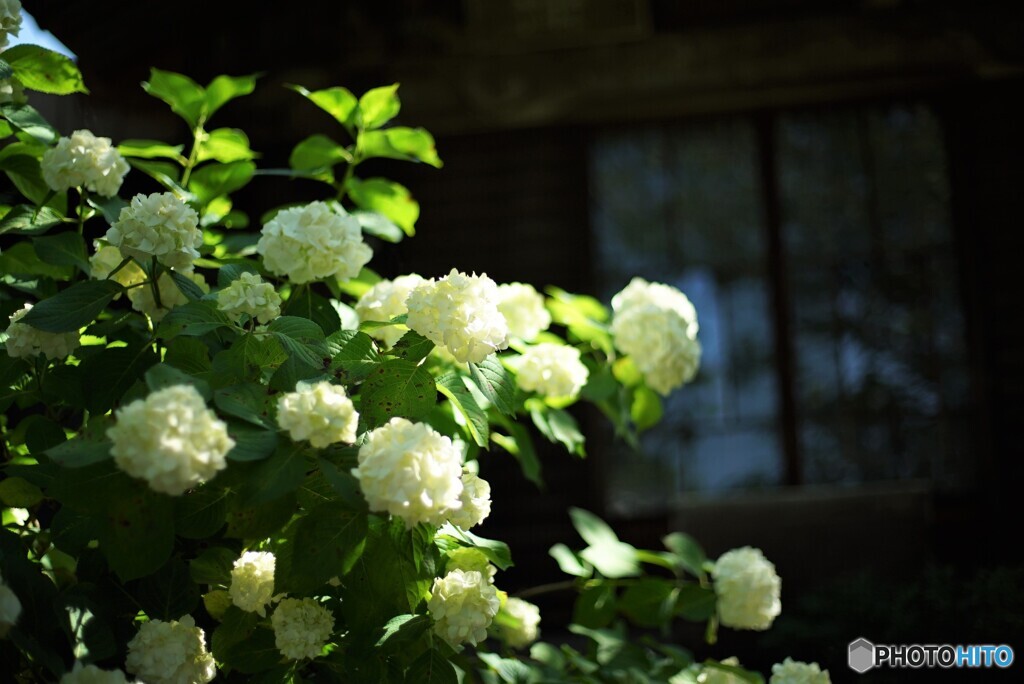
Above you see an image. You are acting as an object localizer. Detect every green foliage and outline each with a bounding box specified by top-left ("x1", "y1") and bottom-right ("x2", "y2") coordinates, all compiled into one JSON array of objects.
[{"x1": 2, "y1": 44, "x2": 89, "y2": 95}]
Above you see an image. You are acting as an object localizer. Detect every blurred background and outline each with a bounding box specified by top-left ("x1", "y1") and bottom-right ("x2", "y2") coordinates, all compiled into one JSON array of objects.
[{"x1": 21, "y1": 0, "x2": 1024, "y2": 679}]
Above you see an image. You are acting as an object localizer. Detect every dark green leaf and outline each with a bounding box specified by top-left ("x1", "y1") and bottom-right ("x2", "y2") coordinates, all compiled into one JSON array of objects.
[
  {"x1": 0, "y1": 205, "x2": 64, "y2": 236},
  {"x1": 98, "y1": 480, "x2": 175, "y2": 581},
  {"x1": 286, "y1": 502, "x2": 368, "y2": 592},
  {"x1": 360, "y1": 127, "x2": 442, "y2": 168},
  {"x1": 213, "y1": 333, "x2": 286, "y2": 383},
  {"x1": 376, "y1": 613, "x2": 430, "y2": 650},
  {"x1": 164, "y1": 337, "x2": 213, "y2": 375},
  {"x1": 145, "y1": 362, "x2": 212, "y2": 399},
  {"x1": 662, "y1": 532, "x2": 708, "y2": 578},
  {"x1": 436, "y1": 373, "x2": 488, "y2": 447},
  {"x1": 571, "y1": 585, "x2": 617, "y2": 629},
  {"x1": 189, "y1": 546, "x2": 238, "y2": 585},
  {"x1": 469, "y1": 357, "x2": 517, "y2": 415},
  {"x1": 530, "y1": 405, "x2": 586, "y2": 457},
  {"x1": 174, "y1": 485, "x2": 229, "y2": 538},
  {"x1": 204, "y1": 74, "x2": 258, "y2": 119},
  {"x1": 225, "y1": 420, "x2": 279, "y2": 462},
  {"x1": 0, "y1": 57, "x2": 10, "y2": 79},
  {"x1": 143, "y1": 68, "x2": 205, "y2": 128},
  {"x1": 284, "y1": 286, "x2": 342, "y2": 336},
  {"x1": 217, "y1": 261, "x2": 261, "y2": 288},
  {"x1": 189, "y1": 160, "x2": 255, "y2": 205},
  {"x1": 619, "y1": 578, "x2": 676, "y2": 628},
  {"x1": 327, "y1": 329, "x2": 380, "y2": 383},
  {"x1": 346, "y1": 176, "x2": 419, "y2": 236},
  {"x1": 317, "y1": 456, "x2": 368, "y2": 512},
  {"x1": 0, "y1": 241, "x2": 72, "y2": 279},
  {"x1": 358, "y1": 359, "x2": 435, "y2": 429},
  {"x1": 219, "y1": 625, "x2": 281, "y2": 674},
  {"x1": 169, "y1": 269, "x2": 206, "y2": 301},
  {"x1": 32, "y1": 231, "x2": 88, "y2": 272},
  {"x1": 357, "y1": 84, "x2": 400, "y2": 130},
  {"x1": 674, "y1": 584, "x2": 717, "y2": 621},
  {"x1": 238, "y1": 445, "x2": 308, "y2": 506},
  {"x1": 225, "y1": 492, "x2": 296, "y2": 539},
  {"x1": 87, "y1": 195, "x2": 129, "y2": 225},
  {"x1": 269, "y1": 315, "x2": 329, "y2": 368},
  {"x1": 130, "y1": 556, "x2": 200, "y2": 621},
  {"x1": 404, "y1": 648, "x2": 457, "y2": 684},
  {"x1": 289, "y1": 84, "x2": 358, "y2": 131},
  {"x1": 79, "y1": 344, "x2": 159, "y2": 414},
  {"x1": 45, "y1": 438, "x2": 111, "y2": 468},
  {"x1": 215, "y1": 383, "x2": 273, "y2": 427},
  {"x1": 127, "y1": 159, "x2": 188, "y2": 196},
  {"x1": 0, "y1": 103, "x2": 59, "y2": 144},
  {"x1": 389, "y1": 330, "x2": 434, "y2": 364},
  {"x1": 438, "y1": 523, "x2": 513, "y2": 571},
  {"x1": 21, "y1": 280, "x2": 123, "y2": 332},
  {"x1": 157, "y1": 300, "x2": 233, "y2": 338}
]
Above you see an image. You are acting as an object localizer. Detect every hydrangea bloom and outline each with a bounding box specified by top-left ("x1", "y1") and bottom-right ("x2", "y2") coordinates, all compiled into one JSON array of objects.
[
  {"x1": 125, "y1": 615, "x2": 215, "y2": 684},
  {"x1": 127, "y1": 270, "x2": 208, "y2": 322},
  {"x1": 445, "y1": 548, "x2": 496, "y2": 583},
  {"x1": 496, "y1": 282, "x2": 550, "y2": 341},
  {"x1": 496, "y1": 597, "x2": 541, "y2": 649},
  {"x1": 0, "y1": 78, "x2": 26, "y2": 105},
  {"x1": 406, "y1": 269, "x2": 509, "y2": 364},
  {"x1": 355, "y1": 274, "x2": 424, "y2": 347},
  {"x1": 105, "y1": 193, "x2": 202, "y2": 271},
  {"x1": 514, "y1": 343, "x2": 589, "y2": 399},
  {"x1": 610, "y1": 277, "x2": 701, "y2": 395},
  {"x1": 0, "y1": 0, "x2": 20, "y2": 49},
  {"x1": 276, "y1": 380, "x2": 358, "y2": 448},
  {"x1": 60, "y1": 663, "x2": 131, "y2": 684},
  {"x1": 217, "y1": 271, "x2": 282, "y2": 324},
  {"x1": 712, "y1": 546, "x2": 781, "y2": 631},
  {"x1": 107, "y1": 384, "x2": 234, "y2": 496},
  {"x1": 697, "y1": 657, "x2": 746, "y2": 684},
  {"x1": 257, "y1": 201, "x2": 371, "y2": 284},
  {"x1": 446, "y1": 470, "x2": 491, "y2": 530},
  {"x1": 230, "y1": 551, "x2": 277, "y2": 617},
  {"x1": 0, "y1": 570, "x2": 21, "y2": 638},
  {"x1": 428, "y1": 569, "x2": 500, "y2": 647},
  {"x1": 4, "y1": 303, "x2": 80, "y2": 360},
  {"x1": 41, "y1": 130, "x2": 130, "y2": 197},
  {"x1": 271, "y1": 597, "x2": 335, "y2": 660},
  {"x1": 353, "y1": 418, "x2": 463, "y2": 527},
  {"x1": 89, "y1": 242, "x2": 146, "y2": 292},
  {"x1": 770, "y1": 658, "x2": 831, "y2": 684}
]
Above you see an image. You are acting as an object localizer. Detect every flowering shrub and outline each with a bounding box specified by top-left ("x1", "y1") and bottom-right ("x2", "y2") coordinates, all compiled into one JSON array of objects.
[{"x1": 0, "y1": 15, "x2": 829, "y2": 683}]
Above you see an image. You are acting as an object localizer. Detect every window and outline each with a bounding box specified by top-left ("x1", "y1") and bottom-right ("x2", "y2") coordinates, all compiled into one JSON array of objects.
[{"x1": 589, "y1": 103, "x2": 972, "y2": 514}]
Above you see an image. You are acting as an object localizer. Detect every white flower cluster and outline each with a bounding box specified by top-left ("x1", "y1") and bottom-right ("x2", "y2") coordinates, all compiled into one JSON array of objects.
[
  {"x1": 90, "y1": 242, "x2": 145, "y2": 290},
  {"x1": 428, "y1": 569, "x2": 500, "y2": 647},
  {"x1": 0, "y1": 0, "x2": 20, "y2": 49},
  {"x1": 271, "y1": 597, "x2": 334, "y2": 661},
  {"x1": 712, "y1": 546, "x2": 781, "y2": 631},
  {"x1": 129, "y1": 271, "x2": 209, "y2": 322},
  {"x1": 276, "y1": 380, "x2": 358, "y2": 448},
  {"x1": 496, "y1": 282, "x2": 550, "y2": 341},
  {"x1": 514, "y1": 343, "x2": 589, "y2": 400},
  {"x1": 217, "y1": 272, "x2": 282, "y2": 324},
  {"x1": 355, "y1": 274, "x2": 424, "y2": 347},
  {"x1": 353, "y1": 418, "x2": 464, "y2": 527},
  {"x1": 0, "y1": 570, "x2": 21, "y2": 638},
  {"x1": 106, "y1": 193, "x2": 202, "y2": 271},
  {"x1": 610, "y1": 277, "x2": 701, "y2": 395},
  {"x1": 107, "y1": 384, "x2": 234, "y2": 496},
  {"x1": 230, "y1": 551, "x2": 277, "y2": 617},
  {"x1": 257, "y1": 202, "x2": 371, "y2": 284},
  {"x1": 446, "y1": 469, "x2": 492, "y2": 530},
  {"x1": 4, "y1": 303, "x2": 80, "y2": 360},
  {"x1": 770, "y1": 658, "x2": 831, "y2": 684},
  {"x1": 496, "y1": 597, "x2": 541, "y2": 649},
  {"x1": 60, "y1": 663, "x2": 132, "y2": 684},
  {"x1": 406, "y1": 269, "x2": 509, "y2": 364},
  {"x1": 697, "y1": 657, "x2": 746, "y2": 684},
  {"x1": 125, "y1": 615, "x2": 215, "y2": 684},
  {"x1": 0, "y1": 77, "x2": 26, "y2": 105},
  {"x1": 41, "y1": 130, "x2": 130, "y2": 197}
]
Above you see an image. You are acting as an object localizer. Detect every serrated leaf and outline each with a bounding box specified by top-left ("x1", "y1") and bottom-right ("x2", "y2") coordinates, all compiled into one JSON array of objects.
[
  {"x1": 215, "y1": 383, "x2": 273, "y2": 427},
  {"x1": 269, "y1": 315, "x2": 329, "y2": 368},
  {"x1": 0, "y1": 205, "x2": 64, "y2": 236},
  {"x1": 174, "y1": 485, "x2": 229, "y2": 539},
  {"x1": 287, "y1": 502, "x2": 368, "y2": 592},
  {"x1": 357, "y1": 84, "x2": 400, "y2": 130},
  {"x1": 157, "y1": 300, "x2": 233, "y2": 338},
  {"x1": 21, "y1": 280, "x2": 123, "y2": 332},
  {"x1": 143, "y1": 68, "x2": 205, "y2": 128},
  {"x1": 359, "y1": 359, "x2": 435, "y2": 429},
  {"x1": 224, "y1": 421, "x2": 279, "y2": 462},
  {"x1": 405, "y1": 648, "x2": 457, "y2": 684},
  {"x1": 289, "y1": 84, "x2": 358, "y2": 131},
  {"x1": 3, "y1": 44, "x2": 88, "y2": 95},
  {"x1": 283, "y1": 286, "x2": 342, "y2": 336},
  {"x1": 0, "y1": 103, "x2": 59, "y2": 143},
  {"x1": 469, "y1": 357, "x2": 516, "y2": 415},
  {"x1": 346, "y1": 176, "x2": 418, "y2": 236},
  {"x1": 217, "y1": 261, "x2": 261, "y2": 288},
  {"x1": 238, "y1": 445, "x2": 308, "y2": 506},
  {"x1": 436, "y1": 373, "x2": 488, "y2": 447},
  {"x1": 389, "y1": 330, "x2": 433, "y2": 363}
]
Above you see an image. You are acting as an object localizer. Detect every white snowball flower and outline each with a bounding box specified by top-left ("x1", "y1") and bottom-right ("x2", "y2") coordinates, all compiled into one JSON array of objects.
[
  {"x1": 126, "y1": 270, "x2": 208, "y2": 323},
  {"x1": 0, "y1": 0, "x2": 20, "y2": 49},
  {"x1": 770, "y1": 658, "x2": 831, "y2": 684},
  {"x1": 217, "y1": 272, "x2": 282, "y2": 324},
  {"x1": 0, "y1": 78, "x2": 26, "y2": 105},
  {"x1": 355, "y1": 274, "x2": 424, "y2": 347},
  {"x1": 229, "y1": 551, "x2": 277, "y2": 617},
  {"x1": 60, "y1": 662, "x2": 131, "y2": 684},
  {"x1": 353, "y1": 418, "x2": 463, "y2": 527},
  {"x1": 105, "y1": 193, "x2": 202, "y2": 271},
  {"x1": 257, "y1": 201, "x2": 372, "y2": 284},
  {"x1": 610, "y1": 277, "x2": 701, "y2": 395},
  {"x1": 271, "y1": 597, "x2": 335, "y2": 661},
  {"x1": 41, "y1": 130, "x2": 130, "y2": 197},
  {"x1": 125, "y1": 615, "x2": 215, "y2": 684},
  {"x1": 0, "y1": 570, "x2": 21, "y2": 638},
  {"x1": 428, "y1": 569, "x2": 500, "y2": 648},
  {"x1": 276, "y1": 380, "x2": 358, "y2": 448},
  {"x1": 107, "y1": 384, "x2": 234, "y2": 496},
  {"x1": 697, "y1": 657, "x2": 746, "y2": 684},
  {"x1": 496, "y1": 597, "x2": 541, "y2": 649},
  {"x1": 89, "y1": 242, "x2": 146, "y2": 293},
  {"x1": 513, "y1": 343, "x2": 589, "y2": 400},
  {"x1": 4, "y1": 303, "x2": 80, "y2": 360},
  {"x1": 445, "y1": 548, "x2": 496, "y2": 583},
  {"x1": 406, "y1": 269, "x2": 509, "y2": 364},
  {"x1": 496, "y1": 282, "x2": 550, "y2": 341},
  {"x1": 446, "y1": 470, "x2": 491, "y2": 530},
  {"x1": 712, "y1": 546, "x2": 781, "y2": 631}
]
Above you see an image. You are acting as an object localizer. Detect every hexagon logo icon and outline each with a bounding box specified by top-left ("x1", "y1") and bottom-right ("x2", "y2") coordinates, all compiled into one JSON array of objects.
[{"x1": 848, "y1": 637, "x2": 875, "y2": 673}]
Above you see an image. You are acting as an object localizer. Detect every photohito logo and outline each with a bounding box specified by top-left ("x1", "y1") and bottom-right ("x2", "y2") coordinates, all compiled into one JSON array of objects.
[{"x1": 848, "y1": 638, "x2": 1014, "y2": 673}]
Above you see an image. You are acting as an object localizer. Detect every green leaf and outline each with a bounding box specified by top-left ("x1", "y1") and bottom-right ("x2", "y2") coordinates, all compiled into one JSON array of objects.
[
  {"x1": 79, "y1": 343, "x2": 159, "y2": 414},
  {"x1": 572, "y1": 584, "x2": 616, "y2": 629},
  {"x1": 189, "y1": 546, "x2": 237, "y2": 585},
  {"x1": 357, "y1": 84, "x2": 401, "y2": 130},
  {"x1": 88, "y1": 195, "x2": 129, "y2": 225},
  {"x1": 438, "y1": 523, "x2": 513, "y2": 571},
  {"x1": 405, "y1": 648, "x2": 457, "y2": 684},
  {"x1": 376, "y1": 613, "x2": 430, "y2": 650},
  {"x1": 164, "y1": 337, "x2": 212, "y2": 375},
  {"x1": 269, "y1": 315, "x2": 329, "y2": 368},
  {"x1": 215, "y1": 383, "x2": 273, "y2": 427},
  {"x1": 619, "y1": 578, "x2": 676, "y2": 628},
  {"x1": 359, "y1": 359, "x2": 436, "y2": 429},
  {"x1": 219, "y1": 625, "x2": 280, "y2": 674},
  {"x1": 360, "y1": 127, "x2": 442, "y2": 168},
  {"x1": 118, "y1": 139, "x2": 186, "y2": 161},
  {"x1": 32, "y1": 231, "x2": 88, "y2": 272},
  {"x1": 0, "y1": 241, "x2": 72, "y2": 279},
  {"x1": 346, "y1": 176, "x2": 419, "y2": 236},
  {"x1": 189, "y1": 160, "x2": 255, "y2": 205},
  {"x1": 469, "y1": 357, "x2": 517, "y2": 415},
  {"x1": 20, "y1": 280, "x2": 123, "y2": 332},
  {"x1": 283, "y1": 286, "x2": 342, "y2": 336},
  {"x1": 390, "y1": 330, "x2": 434, "y2": 364},
  {"x1": 491, "y1": 421, "x2": 542, "y2": 488},
  {"x1": 662, "y1": 532, "x2": 708, "y2": 578},
  {"x1": 145, "y1": 362, "x2": 211, "y2": 398},
  {"x1": 286, "y1": 502, "x2": 368, "y2": 592},
  {"x1": 174, "y1": 484, "x2": 229, "y2": 539},
  {"x1": 327, "y1": 329, "x2": 381, "y2": 383},
  {"x1": 238, "y1": 445, "x2": 308, "y2": 506},
  {"x1": 530, "y1": 405, "x2": 586, "y2": 457},
  {"x1": 217, "y1": 261, "x2": 261, "y2": 288},
  {"x1": 129, "y1": 556, "x2": 200, "y2": 621},
  {"x1": 3, "y1": 44, "x2": 88, "y2": 95},
  {"x1": 127, "y1": 159, "x2": 188, "y2": 196},
  {"x1": 289, "y1": 84, "x2": 358, "y2": 131},
  {"x1": 288, "y1": 134, "x2": 349, "y2": 174},
  {"x1": 45, "y1": 438, "x2": 111, "y2": 468},
  {"x1": 225, "y1": 421, "x2": 279, "y2": 462},
  {"x1": 198, "y1": 128, "x2": 257, "y2": 163},
  {"x1": 204, "y1": 74, "x2": 258, "y2": 120},
  {"x1": 213, "y1": 333, "x2": 286, "y2": 383},
  {"x1": 630, "y1": 385, "x2": 663, "y2": 431},
  {"x1": 352, "y1": 210, "x2": 404, "y2": 243},
  {"x1": 0, "y1": 476, "x2": 43, "y2": 507},
  {"x1": 0, "y1": 103, "x2": 59, "y2": 144},
  {"x1": 157, "y1": 300, "x2": 233, "y2": 338},
  {"x1": 165, "y1": 272, "x2": 204, "y2": 303},
  {"x1": 143, "y1": 68, "x2": 205, "y2": 128},
  {"x1": 99, "y1": 480, "x2": 176, "y2": 582},
  {"x1": 225, "y1": 492, "x2": 296, "y2": 539},
  {"x1": 436, "y1": 373, "x2": 488, "y2": 447},
  {"x1": 0, "y1": 205, "x2": 64, "y2": 236},
  {"x1": 317, "y1": 456, "x2": 367, "y2": 512},
  {"x1": 548, "y1": 543, "x2": 590, "y2": 578},
  {"x1": 674, "y1": 584, "x2": 717, "y2": 621},
  {"x1": 0, "y1": 58, "x2": 10, "y2": 79},
  {"x1": 211, "y1": 606, "x2": 259, "y2": 657},
  {"x1": 570, "y1": 507, "x2": 639, "y2": 578}
]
